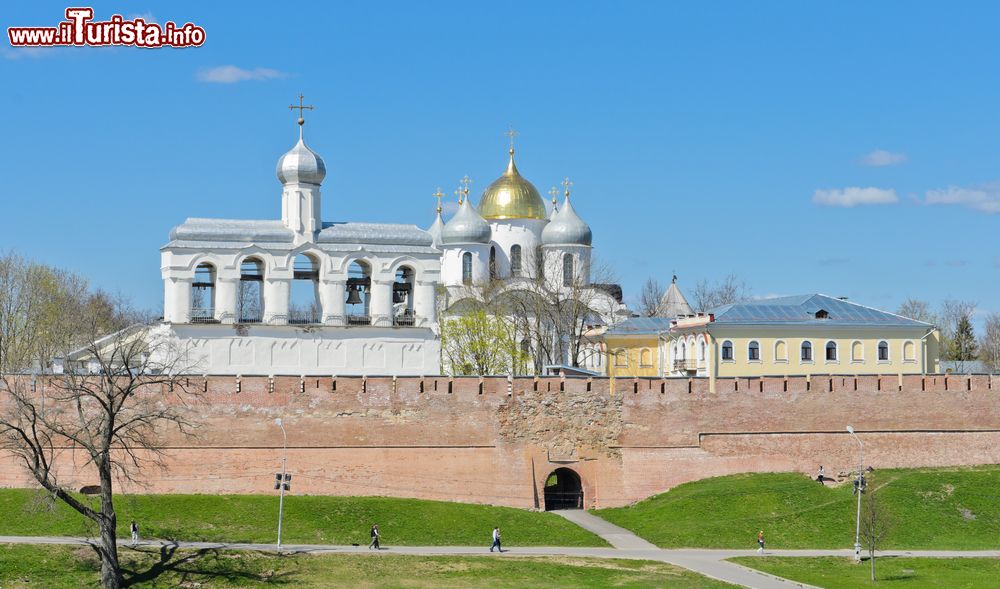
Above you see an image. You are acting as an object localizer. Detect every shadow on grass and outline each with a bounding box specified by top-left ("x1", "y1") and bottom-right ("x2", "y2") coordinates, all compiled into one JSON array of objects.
[{"x1": 120, "y1": 543, "x2": 299, "y2": 587}]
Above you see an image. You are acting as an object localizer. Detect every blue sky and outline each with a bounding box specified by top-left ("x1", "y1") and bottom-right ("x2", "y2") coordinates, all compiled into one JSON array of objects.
[{"x1": 2, "y1": 1, "x2": 997, "y2": 326}]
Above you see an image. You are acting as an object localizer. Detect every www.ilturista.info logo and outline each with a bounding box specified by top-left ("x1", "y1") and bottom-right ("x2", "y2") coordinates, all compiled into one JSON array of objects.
[{"x1": 8, "y1": 8, "x2": 205, "y2": 48}]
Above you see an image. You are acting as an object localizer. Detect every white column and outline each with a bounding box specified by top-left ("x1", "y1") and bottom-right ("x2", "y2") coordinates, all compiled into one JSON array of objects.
[
  {"x1": 320, "y1": 280, "x2": 346, "y2": 325},
  {"x1": 264, "y1": 279, "x2": 291, "y2": 325},
  {"x1": 166, "y1": 278, "x2": 192, "y2": 324},
  {"x1": 370, "y1": 279, "x2": 393, "y2": 327},
  {"x1": 215, "y1": 277, "x2": 238, "y2": 324},
  {"x1": 414, "y1": 281, "x2": 437, "y2": 327}
]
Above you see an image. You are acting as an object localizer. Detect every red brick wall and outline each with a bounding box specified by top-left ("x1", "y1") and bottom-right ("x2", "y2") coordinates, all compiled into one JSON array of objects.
[{"x1": 1, "y1": 374, "x2": 997, "y2": 508}]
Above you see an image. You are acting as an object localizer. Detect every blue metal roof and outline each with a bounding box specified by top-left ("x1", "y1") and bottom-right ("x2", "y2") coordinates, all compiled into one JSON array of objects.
[
  {"x1": 607, "y1": 316, "x2": 674, "y2": 335},
  {"x1": 708, "y1": 294, "x2": 933, "y2": 328}
]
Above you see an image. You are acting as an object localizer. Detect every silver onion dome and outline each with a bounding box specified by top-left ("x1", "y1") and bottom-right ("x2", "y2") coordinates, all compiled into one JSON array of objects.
[
  {"x1": 276, "y1": 134, "x2": 326, "y2": 185},
  {"x1": 427, "y1": 210, "x2": 445, "y2": 248},
  {"x1": 542, "y1": 195, "x2": 592, "y2": 246},
  {"x1": 441, "y1": 198, "x2": 492, "y2": 245}
]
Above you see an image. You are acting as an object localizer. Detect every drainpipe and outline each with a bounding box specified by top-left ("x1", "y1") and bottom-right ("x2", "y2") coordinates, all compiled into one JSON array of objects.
[{"x1": 919, "y1": 327, "x2": 937, "y2": 375}]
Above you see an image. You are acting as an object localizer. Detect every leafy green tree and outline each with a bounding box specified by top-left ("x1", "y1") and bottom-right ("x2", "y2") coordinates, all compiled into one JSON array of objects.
[{"x1": 441, "y1": 309, "x2": 528, "y2": 376}]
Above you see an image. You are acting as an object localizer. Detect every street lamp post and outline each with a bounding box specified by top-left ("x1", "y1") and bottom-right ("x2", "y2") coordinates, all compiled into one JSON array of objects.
[
  {"x1": 846, "y1": 425, "x2": 864, "y2": 561},
  {"x1": 275, "y1": 418, "x2": 289, "y2": 551}
]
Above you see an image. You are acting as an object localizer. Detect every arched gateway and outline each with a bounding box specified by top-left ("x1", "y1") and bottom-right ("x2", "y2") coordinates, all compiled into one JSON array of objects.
[{"x1": 543, "y1": 468, "x2": 583, "y2": 510}]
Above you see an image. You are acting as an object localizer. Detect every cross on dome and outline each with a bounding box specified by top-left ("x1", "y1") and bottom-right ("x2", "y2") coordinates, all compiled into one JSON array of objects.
[
  {"x1": 288, "y1": 93, "x2": 315, "y2": 127},
  {"x1": 562, "y1": 176, "x2": 574, "y2": 197},
  {"x1": 433, "y1": 187, "x2": 444, "y2": 213},
  {"x1": 505, "y1": 125, "x2": 519, "y2": 153}
]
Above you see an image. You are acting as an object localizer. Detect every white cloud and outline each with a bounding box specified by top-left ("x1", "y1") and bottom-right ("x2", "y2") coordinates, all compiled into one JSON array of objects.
[
  {"x1": 196, "y1": 65, "x2": 285, "y2": 84},
  {"x1": 861, "y1": 149, "x2": 907, "y2": 167},
  {"x1": 924, "y1": 183, "x2": 1000, "y2": 214},
  {"x1": 812, "y1": 187, "x2": 899, "y2": 208},
  {"x1": 127, "y1": 12, "x2": 158, "y2": 24},
  {"x1": 2, "y1": 46, "x2": 56, "y2": 60}
]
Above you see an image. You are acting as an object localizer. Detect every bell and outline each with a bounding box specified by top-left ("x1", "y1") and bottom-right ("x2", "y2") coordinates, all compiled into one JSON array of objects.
[
  {"x1": 346, "y1": 285, "x2": 363, "y2": 305},
  {"x1": 393, "y1": 289, "x2": 407, "y2": 304}
]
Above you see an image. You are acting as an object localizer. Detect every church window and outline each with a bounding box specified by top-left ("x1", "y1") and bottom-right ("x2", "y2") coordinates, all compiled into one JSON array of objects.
[
  {"x1": 238, "y1": 258, "x2": 264, "y2": 323},
  {"x1": 346, "y1": 260, "x2": 372, "y2": 325},
  {"x1": 562, "y1": 254, "x2": 574, "y2": 286},
  {"x1": 489, "y1": 247, "x2": 498, "y2": 280},
  {"x1": 801, "y1": 341, "x2": 813, "y2": 361},
  {"x1": 825, "y1": 340, "x2": 838, "y2": 361},
  {"x1": 191, "y1": 263, "x2": 216, "y2": 323},
  {"x1": 878, "y1": 340, "x2": 890, "y2": 361},
  {"x1": 851, "y1": 340, "x2": 864, "y2": 362},
  {"x1": 510, "y1": 245, "x2": 522, "y2": 276},
  {"x1": 903, "y1": 340, "x2": 916, "y2": 362},
  {"x1": 698, "y1": 340, "x2": 706, "y2": 362},
  {"x1": 462, "y1": 252, "x2": 473, "y2": 285},
  {"x1": 748, "y1": 341, "x2": 761, "y2": 361},
  {"x1": 290, "y1": 253, "x2": 320, "y2": 324},
  {"x1": 721, "y1": 340, "x2": 734, "y2": 361},
  {"x1": 640, "y1": 348, "x2": 652, "y2": 367}
]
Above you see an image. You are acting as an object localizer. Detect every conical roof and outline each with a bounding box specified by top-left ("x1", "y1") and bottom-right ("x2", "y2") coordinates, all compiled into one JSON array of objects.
[{"x1": 658, "y1": 276, "x2": 694, "y2": 318}]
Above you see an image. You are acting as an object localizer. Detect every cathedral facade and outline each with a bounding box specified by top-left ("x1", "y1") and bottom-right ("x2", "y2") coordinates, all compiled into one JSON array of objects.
[{"x1": 158, "y1": 113, "x2": 622, "y2": 376}]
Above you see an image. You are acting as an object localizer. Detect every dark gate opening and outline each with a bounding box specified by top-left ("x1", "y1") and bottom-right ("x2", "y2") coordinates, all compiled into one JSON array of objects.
[{"x1": 543, "y1": 467, "x2": 583, "y2": 510}]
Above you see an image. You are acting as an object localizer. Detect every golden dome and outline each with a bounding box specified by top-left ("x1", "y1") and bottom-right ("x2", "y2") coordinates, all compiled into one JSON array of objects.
[{"x1": 477, "y1": 149, "x2": 548, "y2": 220}]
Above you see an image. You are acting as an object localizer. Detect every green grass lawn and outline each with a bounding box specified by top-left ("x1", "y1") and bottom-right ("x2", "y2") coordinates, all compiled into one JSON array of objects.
[
  {"x1": 595, "y1": 466, "x2": 1000, "y2": 549},
  {"x1": 0, "y1": 544, "x2": 739, "y2": 588},
  {"x1": 1, "y1": 491, "x2": 605, "y2": 547},
  {"x1": 730, "y1": 556, "x2": 1000, "y2": 589}
]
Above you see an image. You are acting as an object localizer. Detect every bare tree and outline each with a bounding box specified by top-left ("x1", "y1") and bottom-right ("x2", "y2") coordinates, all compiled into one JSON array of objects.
[
  {"x1": 980, "y1": 313, "x2": 1000, "y2": 372},
  {"x1": 860, "y1": 476, "x2": 893, "y2": 582},
  {"x1": 0, "y1": 307, "x2": 198, "y2": 589},
  {"x1": 637, "y1": 277, "x2": 665, "y2": 317},
  {"x1": 692, "y1": 274, "x2": 752, "y2": 312},
  {"x1": 896, "y1": 298, "x2": 936, "y2": 324}
]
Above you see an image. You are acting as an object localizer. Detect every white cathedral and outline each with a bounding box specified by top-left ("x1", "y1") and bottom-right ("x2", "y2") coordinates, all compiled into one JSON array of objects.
[{"x1": 158, "y1": 109, "x2": 624, "y2": 376}]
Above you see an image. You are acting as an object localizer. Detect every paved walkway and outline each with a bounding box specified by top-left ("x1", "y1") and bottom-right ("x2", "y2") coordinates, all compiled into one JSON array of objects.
[{"x1": 3, "y1": 534, "x2": 998, "y2": 589}]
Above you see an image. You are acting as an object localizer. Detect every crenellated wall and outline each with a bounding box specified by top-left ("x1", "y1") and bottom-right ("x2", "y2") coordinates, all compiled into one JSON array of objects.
[{"x1": 2, "y1": 374, "x2": 998, "y2": 508}]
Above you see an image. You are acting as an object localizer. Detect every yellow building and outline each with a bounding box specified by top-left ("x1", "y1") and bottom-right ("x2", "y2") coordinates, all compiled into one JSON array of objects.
[
  {"x1": 604, "y1": 317, "x2": 673, "y2": 377},
  {"x1": 663, "y1": 294, "x2": 940, "y2": 380}
]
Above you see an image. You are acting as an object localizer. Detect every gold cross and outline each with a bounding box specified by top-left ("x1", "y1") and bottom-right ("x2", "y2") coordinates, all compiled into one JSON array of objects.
[
  {"x1": 433, "y1": 187, "x2": 444, "y2": 213},
  {"x1": 288, "y1": 94, "x2": 314, "y2": 126},
  {"x1": 548, "y1": 186, "x2": 560, "y2": 204},
  {"x1": 562, "y1": 176, "x2": 574, "y2": 197},
  {"x1": 459, "y1": 175, "x2": 472, "y2": 202},
  {"x1": 505, "y1": 125, "x2": 519, "y2": 151},
  {"x1": 454, "y1": 186, "x2": 464, "y2": 205}
]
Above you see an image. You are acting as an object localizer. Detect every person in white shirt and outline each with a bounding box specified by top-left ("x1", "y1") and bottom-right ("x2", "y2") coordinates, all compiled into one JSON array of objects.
[{"x1": 490, "y1": 526, "x2": 502, "y2": 552}]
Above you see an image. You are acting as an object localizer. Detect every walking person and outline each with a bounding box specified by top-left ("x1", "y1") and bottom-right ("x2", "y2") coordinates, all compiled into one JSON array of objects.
[
  {"x1": 816, "y1": 465, "x2": 825, "y2": 484},
  {"x1": 490, "y1": 526, "x2": 502, "y2": 553},
  {"x1": 130, "y1": 520, "x2": 139, "y2": 547},
  {"x1": 757, "y1": 530, "x2": 765, "y2": 554},
  {"x1": 369, "y1": 524, "x2": 380, "y2": 550}
]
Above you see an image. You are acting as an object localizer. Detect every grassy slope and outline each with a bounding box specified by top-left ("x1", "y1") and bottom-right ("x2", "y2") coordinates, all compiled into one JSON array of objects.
[
  {"x1": 0, "y1": 545, "x2": 740, "y2": 589},
  {"x1": 1, "y1": 492, "x2": 605, "y2": 547},
  {"x1": 730, "y1": 556, "x2": 1000, "y2": 589},
  {"x1": 595, "y1": 466, "x2": 1000, "y2": 549}
]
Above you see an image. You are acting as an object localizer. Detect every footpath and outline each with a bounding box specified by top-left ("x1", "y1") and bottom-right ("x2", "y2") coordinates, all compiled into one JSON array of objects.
[{"x1": 3, "y1": 530, "x2": 998, "y2": 589}]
